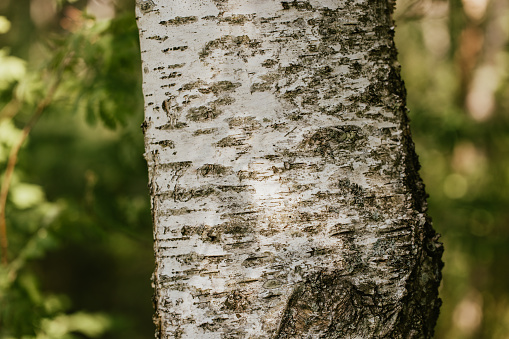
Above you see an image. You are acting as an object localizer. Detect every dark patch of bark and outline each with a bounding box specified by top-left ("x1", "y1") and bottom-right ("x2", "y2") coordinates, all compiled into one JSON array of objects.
[
  {"x1": 281, "y1": 1, "x2": 313, "y2": 11},
  {"x1": 197, "y1": 164, "x2": 232, "y2": 177},
  {"x1": 299, "y1": 126, "x2": 364, "y2": 160},
  {"x1": 275, "y1": 272, "x2": 389, "y2": 338}
]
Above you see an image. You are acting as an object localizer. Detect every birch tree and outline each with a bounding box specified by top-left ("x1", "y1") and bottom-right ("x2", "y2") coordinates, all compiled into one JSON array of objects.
[{"x1": 136, "y1": 0, "x2": 443, "y2": 337}]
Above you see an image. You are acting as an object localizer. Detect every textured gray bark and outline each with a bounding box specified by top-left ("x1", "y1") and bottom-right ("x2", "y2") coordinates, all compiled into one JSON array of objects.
[{"x1": 136, "y1": 0, "x2": 443, "y2": 338}]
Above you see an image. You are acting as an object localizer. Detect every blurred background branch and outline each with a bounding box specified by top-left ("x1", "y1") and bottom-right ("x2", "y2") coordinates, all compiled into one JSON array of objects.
[{"x1": 0, "y1": 50, "x2": 73, "y2": 266}]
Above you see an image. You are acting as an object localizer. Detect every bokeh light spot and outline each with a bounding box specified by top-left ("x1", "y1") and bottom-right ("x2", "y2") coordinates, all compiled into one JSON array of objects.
[
  {"x1": 443, "y1": 173, "x2": 468, "y2": 199},
  {"x1": 453, "y1": 289, "x2": 483, "y2": 334}
]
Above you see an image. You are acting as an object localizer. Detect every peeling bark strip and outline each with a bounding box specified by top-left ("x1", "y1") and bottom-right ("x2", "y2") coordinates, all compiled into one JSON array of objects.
[{"x1": 136, "y1": 1, "x2": 443, "y2": 338}]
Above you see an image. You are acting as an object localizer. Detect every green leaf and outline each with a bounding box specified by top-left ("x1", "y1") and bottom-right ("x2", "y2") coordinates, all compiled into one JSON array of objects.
[
  {"x1": 38, "y1": 312, "x2": 112, "y2": 338},
  {"x1": 10, "y1": 183, "x2": 46, "y2": 209},
  {"x1": 0, "y1": 16, "x2": 11, "y2": 34},
  {"x1": 0, "y1": 49, "x2": 26, "y2": 90}
]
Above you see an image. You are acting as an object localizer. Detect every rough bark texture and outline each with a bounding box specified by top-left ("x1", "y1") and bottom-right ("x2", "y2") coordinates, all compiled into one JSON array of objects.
[{"x1": 136, "y1": 0, "x2": 443, "y2": 338}]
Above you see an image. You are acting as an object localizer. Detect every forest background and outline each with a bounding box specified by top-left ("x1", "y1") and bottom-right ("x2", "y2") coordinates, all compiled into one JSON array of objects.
[{"x1": 0, "y1": 0, "x2": 507, "y2": 338}]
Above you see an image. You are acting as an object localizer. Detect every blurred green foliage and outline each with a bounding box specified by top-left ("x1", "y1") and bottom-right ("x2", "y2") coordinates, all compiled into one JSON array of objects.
[
  {"x1": 396, "y1": 0, "x2": 509, "y2": 337},
  {"x1": 0, "y1": 0, "x2": 508, "y2": 338},
  {"x1": 0, "y1": 0, "x2": 152, "y2": 338}
]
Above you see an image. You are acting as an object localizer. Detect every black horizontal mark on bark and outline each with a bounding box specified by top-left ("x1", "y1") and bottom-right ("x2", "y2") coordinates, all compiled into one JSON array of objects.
[
  {"x1": 159, "y1": 16, "x2": 197, "y2": 26},
  {"x1": 281, "y1": 1, "x2": 313, "y2": 11}
]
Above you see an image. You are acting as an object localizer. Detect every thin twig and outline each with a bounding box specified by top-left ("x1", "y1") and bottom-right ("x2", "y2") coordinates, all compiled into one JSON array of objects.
[
  {"x1": 0, "y1": 53, "x2": 72, "y2": 266},
  {"x1": 0, "y1": 99, "x2": 20, "y2": 122}
]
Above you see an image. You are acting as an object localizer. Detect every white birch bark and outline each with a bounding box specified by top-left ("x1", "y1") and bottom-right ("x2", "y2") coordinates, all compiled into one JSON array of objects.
[{"x1": 136, "y1": 1, "x2": 443, "y2": 338}]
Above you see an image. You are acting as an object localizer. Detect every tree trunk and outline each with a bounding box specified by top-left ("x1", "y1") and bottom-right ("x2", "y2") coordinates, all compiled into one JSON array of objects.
[{"x1": 136, "y1": 0, "x2": 443, "y2": 338}]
